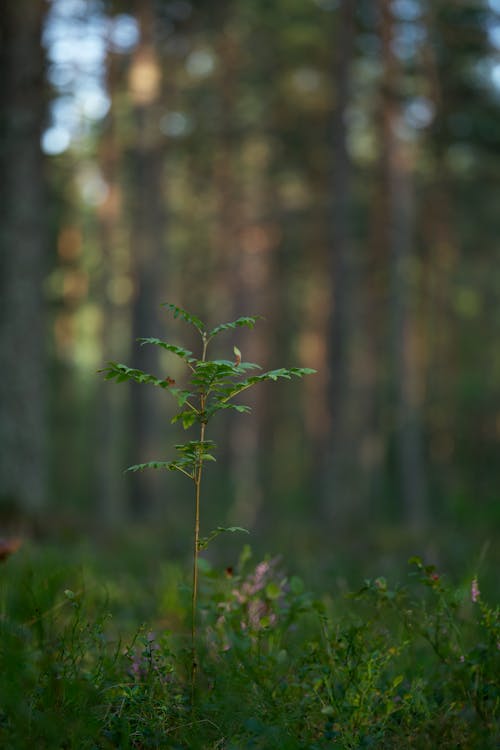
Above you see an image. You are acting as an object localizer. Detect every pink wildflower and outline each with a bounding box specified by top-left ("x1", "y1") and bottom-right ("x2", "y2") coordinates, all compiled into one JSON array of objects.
[{"x1": 471, "y1": 577, "x2": 480, "y2": 603}]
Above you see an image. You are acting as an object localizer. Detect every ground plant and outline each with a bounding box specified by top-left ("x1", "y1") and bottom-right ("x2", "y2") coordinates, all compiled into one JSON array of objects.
[{"x1": 0, "y1": 544, "x2": 498, "y2": 748}]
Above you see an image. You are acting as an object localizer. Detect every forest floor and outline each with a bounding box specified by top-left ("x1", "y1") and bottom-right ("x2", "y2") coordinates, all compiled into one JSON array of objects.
[{"x1": 0, "y1": 535, "x2": 499, "y2": 749}]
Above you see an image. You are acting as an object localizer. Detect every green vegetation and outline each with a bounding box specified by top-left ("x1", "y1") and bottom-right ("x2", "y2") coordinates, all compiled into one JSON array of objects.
[
  {"x1": 100, "y1": 304, "x2": 315, "y2": 695},
  {"x1": 1, "y1": 545, "x2": 498, "y2": 748},
  {"x1": 1, "y1": 326, "x2": 497, "y2": 746}
]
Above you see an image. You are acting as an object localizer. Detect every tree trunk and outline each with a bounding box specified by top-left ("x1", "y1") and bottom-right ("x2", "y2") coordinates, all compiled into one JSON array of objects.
[
  {"x1": 420, "y1": 3, "x2": 459, "y2": 494},
  {"x1": 95, "y1": 48, "x2": 129, "y2": 527},
  {"x1": 323, "y1": 0, "x2": 359, "y2": 527},
  {"x1": 126, "y1": 0, "x2": 168, "y2": 519},
  {"x1": 379, "y1": 0, "x2": 427, "y2": 529},
  {"x1": 0, "y1": 0, "x2": 48, "y2": 519}
]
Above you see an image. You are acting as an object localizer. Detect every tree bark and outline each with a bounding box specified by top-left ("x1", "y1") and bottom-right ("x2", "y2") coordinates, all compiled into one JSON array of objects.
[
  {"x1": 126, "y1": 0, "x2": 168, "y2": 519},
  {"x1": 0, "y1": 0, "x2": 48, "y2": 518},
  {"x1": 379, "y1": 0, "x2": 428, "y2": 529},
  {"x1": 323, "y1": 0, "x2": 359, "y2": 526},
  {"x1": 95, "y1": 48, "x2": 129, "y2": 527}
]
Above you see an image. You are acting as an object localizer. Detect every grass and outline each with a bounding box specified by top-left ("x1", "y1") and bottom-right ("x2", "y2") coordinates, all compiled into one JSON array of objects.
[{"x1": 0, "y1": 540, "x2": 498, "y2": 749}]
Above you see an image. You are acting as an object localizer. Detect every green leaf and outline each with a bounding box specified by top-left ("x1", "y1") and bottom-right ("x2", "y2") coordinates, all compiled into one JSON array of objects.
[
  {"x1": 225, "y1": 367, "x2": 316, "y2": 397},
  {"x1": 290, "y1": 367, "x2": 317, "y2": 376},
  {"x1": 162, "y1": 303, "x2": 205, "y2": 333},
  {"x1": 170, "y1": 440, "x2": 217, "y2": 463},
  {"x1": 261, "y1": 368, "x2": 290, "y2": 381},
  {"x1": 207, "y1": 316, "x2": 261, "y2": 339},
  {"x1": 234, "y1": 361, "x2": 262, "y2": 372},
  {"x1": 171, "y1": 411, "x2": 198, "y2": 429},
  {"x1": 98, "y1": 362, "x2": 174, "y2": 389},
  {"x1": 127, "y1": 454, "x2": 203, "y2": 479},
  {"x1": 206, "y1": 402, "x2": 252, "y2": 418},
  {"x1": 198, "y1": 525, "x2": 249, "y2": 551},
  {"x1": 127, "y1": 461, "x2": 185, "y2": 473},
  {"x1": 222, "y1": 525, "x2": 249, "y2": 534},
  {"x1": 265, "y1": 581, "x2": 282, "y2": 600},
  {"x1": 290, "y1": 576, "x2": 304, "y2": 595},
  {"x1": 190, "y1": 360, "x2": 241, "y2": 391},
  {"x1": 227, "y1": 403, "x2": 251, "y2": 413},
  {"x1": 175, "y1": 440, "x2": 217, "y2": 455},
  {"x1": 138, "y1": 338, "x2": 196, "y2": 363},
  {"x1": 169, "y1": 388, "x2": 193, "y2": 407}
]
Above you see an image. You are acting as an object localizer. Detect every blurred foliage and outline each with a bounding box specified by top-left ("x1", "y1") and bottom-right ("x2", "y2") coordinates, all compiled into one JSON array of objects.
[
  {"x1": 0, "y1": 544, "x2": 498, "y2": 747},
  {"x1": 0, "y1": 0, "x2": 499, "y2": 585}
]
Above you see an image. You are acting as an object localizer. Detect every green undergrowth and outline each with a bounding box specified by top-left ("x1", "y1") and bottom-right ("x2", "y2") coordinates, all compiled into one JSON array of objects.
[{"x1": 0, "y1": 544, "x2": 498, "y2": 749}]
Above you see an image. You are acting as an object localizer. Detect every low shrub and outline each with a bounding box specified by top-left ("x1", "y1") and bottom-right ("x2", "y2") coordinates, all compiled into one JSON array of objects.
[{"x1": 1, "y1": 546, "x2": 498, "y2": 748}]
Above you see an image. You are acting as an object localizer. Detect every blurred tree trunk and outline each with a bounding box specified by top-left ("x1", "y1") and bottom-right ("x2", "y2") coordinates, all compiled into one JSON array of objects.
[
  {"x1": 95, "y1": 49, "x2": 128, "y2": 526},
  {"x1": 126, "y1": 0, "x2": 167, "y2": 519},
  {"x1": 421, "y1": 4, "x2": 459, "y2": 493},
  {"x1": 212, "y1": 12, "x2": 241, "y2": 322},
  {"x1": 379, "y1": 0, "x2": 427, "y2": 529},
  {"x1": 0, "y1": 0, "x2": 47, "y2": 518},
  {"x1": 213, "y1": 15, "x2": 267, "y2": 532},
  {"x1": 323, "y1": 0, "x2": 358, "y2": 526}
]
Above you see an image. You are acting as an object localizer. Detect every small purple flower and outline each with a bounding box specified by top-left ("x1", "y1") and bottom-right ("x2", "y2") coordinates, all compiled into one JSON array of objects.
[
  {"x1": 126, "y1": 632, "x2": 171, "y2": 683},
  {"x1": 471, "y1": 578, "x2": 480, "y2": 603}
]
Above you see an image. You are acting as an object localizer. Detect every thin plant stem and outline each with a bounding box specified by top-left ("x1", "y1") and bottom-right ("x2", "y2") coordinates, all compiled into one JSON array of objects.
[{"x1": 191, "y1": 334, "x2": 208, "y2": 700}]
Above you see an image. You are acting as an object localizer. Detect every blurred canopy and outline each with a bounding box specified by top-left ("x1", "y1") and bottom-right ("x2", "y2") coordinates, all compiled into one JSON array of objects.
[{"x1": 0, "y1": 0, "x2": 499, "y2": 561}]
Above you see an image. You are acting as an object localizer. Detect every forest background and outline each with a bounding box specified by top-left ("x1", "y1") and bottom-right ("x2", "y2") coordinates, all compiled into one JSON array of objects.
[{"x1": 1, "y1": 0, "x2": 499, "y2": 589}]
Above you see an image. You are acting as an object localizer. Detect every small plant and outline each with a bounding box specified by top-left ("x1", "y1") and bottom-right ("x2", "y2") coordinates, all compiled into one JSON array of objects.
[{"x1": 100, "y1": 303, "x2": 315, "y2": 695}]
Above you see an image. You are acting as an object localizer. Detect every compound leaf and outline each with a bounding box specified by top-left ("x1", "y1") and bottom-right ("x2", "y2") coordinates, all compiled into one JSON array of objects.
[
  {"x1": 198, "y1": 525, "x2": 249, "y2": 551},
  {"x1": 208, "y1": 316, "x2": 261, "y2": 339},
  {"x1": 138, "y1": 338, "x2": 196, "y2": 363},
  {"x1": 162, "y1": 303, "x2": 205, "y2": 333},
  {"x1": 99, "y1": 362, "x2": 174, "y2": 389}
]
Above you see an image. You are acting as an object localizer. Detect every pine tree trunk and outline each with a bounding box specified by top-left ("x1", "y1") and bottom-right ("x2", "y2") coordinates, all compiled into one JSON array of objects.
[
  {"x1": 0, "y1": 0, "x2": 48, "y2": 518},
  {"x1": 126, "y1": 0, "x2": 168, "y2": 519},
  {"x1": 379, "y1": 0, "x2": 427, "y2": 529},
  {"x1": 323, "y1": 0, "x2": 359, "y2": 526},
  {"x1": 95, "y1": 49, "x2": 129, "y2": 526}
]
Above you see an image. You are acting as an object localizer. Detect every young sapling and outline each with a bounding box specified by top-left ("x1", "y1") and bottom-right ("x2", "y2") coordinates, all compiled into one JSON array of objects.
[{"x1": 100, "y1": 303, "x2": 315, "y2": 695}]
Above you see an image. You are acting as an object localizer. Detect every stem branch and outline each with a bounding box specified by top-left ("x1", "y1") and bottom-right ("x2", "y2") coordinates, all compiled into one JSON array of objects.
[{"x1": 191, "y1": 334, "x2": 208, "y2": 701}]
